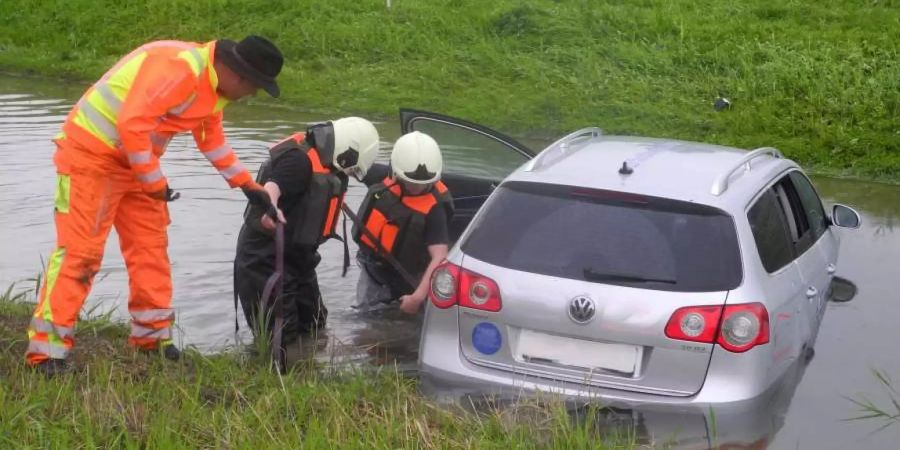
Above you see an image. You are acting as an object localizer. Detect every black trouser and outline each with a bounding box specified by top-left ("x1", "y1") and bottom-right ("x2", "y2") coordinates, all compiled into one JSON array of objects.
[
  {"x1": 235, "y1": 226, "x2": 327, "y2": 344},
  {"x1": 354, "y1": 248, "x2": 416, "y2": 310}
]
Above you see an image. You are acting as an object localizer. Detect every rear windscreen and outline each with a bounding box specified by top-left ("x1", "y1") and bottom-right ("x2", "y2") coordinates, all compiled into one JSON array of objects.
[{"x1": 461, "y1": 182, "x2": 742, "y2": 292}]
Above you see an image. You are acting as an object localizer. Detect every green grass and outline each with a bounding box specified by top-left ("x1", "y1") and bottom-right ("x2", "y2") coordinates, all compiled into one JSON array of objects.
[
  {"x1": 0, "y1": 286, "x2": 640, "y2": 449},
  {"x1": 0, "y1": 0, "x2": 897, "y2": 181}
]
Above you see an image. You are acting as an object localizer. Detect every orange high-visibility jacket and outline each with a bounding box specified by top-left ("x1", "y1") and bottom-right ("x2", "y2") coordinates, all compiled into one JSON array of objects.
[{"x1": 58, "y1": 40, "x2": 252, "y2": 192}]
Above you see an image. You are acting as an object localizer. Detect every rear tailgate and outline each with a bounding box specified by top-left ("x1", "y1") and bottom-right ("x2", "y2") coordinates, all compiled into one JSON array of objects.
[{"x1": 457, "y1": 256, "x2": 728, "y2": 396}]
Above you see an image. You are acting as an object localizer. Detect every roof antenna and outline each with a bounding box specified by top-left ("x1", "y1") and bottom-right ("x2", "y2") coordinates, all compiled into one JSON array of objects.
[{"x1": 618, "y1": 161, "x2": 633, "y2": 175}]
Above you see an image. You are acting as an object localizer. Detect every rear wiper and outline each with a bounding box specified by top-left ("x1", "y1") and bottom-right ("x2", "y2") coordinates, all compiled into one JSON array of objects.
[{"x1": 582, "y1": 267, "x2": 677, "y2": 285}]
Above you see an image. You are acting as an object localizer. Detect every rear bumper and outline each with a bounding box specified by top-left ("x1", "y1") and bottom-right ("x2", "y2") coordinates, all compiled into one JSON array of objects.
[
  {"x1": 420, "y1": 365, "x2": 780, "y2": 448},
  {"x1": 420, "y1": 310, "x2": 777, "y2": 408},
  {"x1": 419, "y1": 333, "x2": 788, "y2": 448},
  {"x1": 418, "y1": 305, "x2": 796, "y2": 428},
  {"x1": 420, "y1": 349, "x2": 768, "y2": 409}
]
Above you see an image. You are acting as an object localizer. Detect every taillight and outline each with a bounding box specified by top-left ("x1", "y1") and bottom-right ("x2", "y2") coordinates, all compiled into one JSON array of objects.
[
  {"x1": 717, "y1": 303, "x2": 769, "y2": 353},
  {"x1": 665, "y1": 303, "x2": 769, "y2": 353},
  {"x1": 459, "y1": 269, "x2": 502, "y2": 312},
  {"x1": 665, "y1": 306, "x2": 722, "y2": 343},
  {"x1": 429, "y1": 262, "x2": 459, "y2": 309},
  {"x1": 428, "y1": 262, "x2": 502, "y2": 312}
]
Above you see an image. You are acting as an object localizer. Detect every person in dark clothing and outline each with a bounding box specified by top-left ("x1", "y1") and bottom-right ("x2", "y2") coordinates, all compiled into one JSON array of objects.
[
  {"x1": 235, "y1": 117, "x2": 380, "y2": 344},
  {"x1": 353, "y1": 131, "x2": 453, "y2": 314}
]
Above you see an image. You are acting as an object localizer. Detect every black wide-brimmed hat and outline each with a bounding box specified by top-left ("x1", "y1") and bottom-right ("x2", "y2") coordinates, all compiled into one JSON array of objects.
[{"x1": 216, "y1": 35, "x2": 283, "y2": 97}]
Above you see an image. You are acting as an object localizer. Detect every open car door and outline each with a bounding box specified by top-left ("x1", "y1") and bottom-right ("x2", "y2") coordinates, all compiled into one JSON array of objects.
[{"x1": 398, "y1": 108, "x2": 534, "y2": 242}]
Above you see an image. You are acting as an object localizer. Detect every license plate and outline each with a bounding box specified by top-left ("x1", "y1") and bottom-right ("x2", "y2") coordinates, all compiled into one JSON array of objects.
[{"x1": 516, "y1": 329, "x2": 641, "y2": 374}]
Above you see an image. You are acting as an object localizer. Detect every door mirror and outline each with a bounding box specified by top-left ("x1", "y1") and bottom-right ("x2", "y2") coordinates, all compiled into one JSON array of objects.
[{"x1": 831, "y1": 204, "x2": 861, "y2": 229}]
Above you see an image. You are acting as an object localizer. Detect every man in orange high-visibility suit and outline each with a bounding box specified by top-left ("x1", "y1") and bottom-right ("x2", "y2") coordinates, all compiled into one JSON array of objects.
[{"x1": 27, "y1": 35, "x2": 286, "y2": 376}]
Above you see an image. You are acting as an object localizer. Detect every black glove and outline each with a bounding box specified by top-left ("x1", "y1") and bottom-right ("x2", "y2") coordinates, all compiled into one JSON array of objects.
[
  {"x1": 148, "y1": 185, "x2": 180, "y2": 202},
  {"x1": 164, "y1": 186, "x2": 181, "y2": 202},
  {"x1": 241, "y1": 184, "x2": 278, "y2": 220}
]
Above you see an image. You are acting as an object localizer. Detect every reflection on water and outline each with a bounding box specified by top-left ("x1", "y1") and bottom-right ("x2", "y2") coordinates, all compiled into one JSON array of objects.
[{"x1": 1, "y1": 74, "x2": 899, "y2": 448}]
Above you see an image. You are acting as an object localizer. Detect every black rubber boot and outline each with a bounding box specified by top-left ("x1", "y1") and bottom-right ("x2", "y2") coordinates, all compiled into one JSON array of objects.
[
  {"x1": 161, "y1": 342, "x2": 181, "y2": 361},
  {"x1": 139, "y1": 341, "x2": 181, "y2": 361},
  {"x1": 34, "y1": 358, "x2": 70, "y2": 377}
]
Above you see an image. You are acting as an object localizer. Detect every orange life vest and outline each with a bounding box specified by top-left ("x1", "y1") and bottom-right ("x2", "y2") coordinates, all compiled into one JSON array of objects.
[
  {"x1": 353, "y1": 178, "x2": 453, "y2": 275},
  {"x1": 245, "y1": 133, "x2": 347, "y2": 246}
]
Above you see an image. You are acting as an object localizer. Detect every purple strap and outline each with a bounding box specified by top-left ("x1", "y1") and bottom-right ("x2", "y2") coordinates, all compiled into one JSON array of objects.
[{"x1": 260, "y1": 222, "x2": 286, "y2": 370}]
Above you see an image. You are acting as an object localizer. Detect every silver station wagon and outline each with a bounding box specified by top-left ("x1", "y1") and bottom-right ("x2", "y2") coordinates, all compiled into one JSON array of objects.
[{"x1": 392, "y1": 110, "x2": 860, "y2": 413}]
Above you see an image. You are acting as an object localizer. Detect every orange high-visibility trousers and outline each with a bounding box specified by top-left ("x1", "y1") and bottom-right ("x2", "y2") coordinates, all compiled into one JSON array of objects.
[{"x1": 26, "y1": 140, "x2": 175, "y2": 365}]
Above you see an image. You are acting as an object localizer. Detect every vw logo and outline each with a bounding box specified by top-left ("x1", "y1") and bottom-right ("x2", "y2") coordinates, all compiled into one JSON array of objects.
[{"x1": 568, "y1": 296, "x2": 596, "y2": 324}]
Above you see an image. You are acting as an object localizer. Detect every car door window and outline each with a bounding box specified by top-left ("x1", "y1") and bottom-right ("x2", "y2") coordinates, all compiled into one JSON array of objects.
[
  {"x1": 788, "y1": 171, "x2": 827, "y2": 241},
  {"x1": 407, "y1": 117, "x2": 531, "y2": 180},
  {"x1": 772, "y1": 183, "x2": 800, "y2": 242},
  {"x1": 747, "y1": 188, "x2": 795, "y2": 273},
  {"x1": 776, "y1": 175, "x2": 816, "y2": 256}
]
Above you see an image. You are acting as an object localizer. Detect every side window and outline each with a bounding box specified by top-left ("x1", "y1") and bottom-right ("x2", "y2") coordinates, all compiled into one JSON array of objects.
[
  {"x1": 788, "y1": 172, "x2": 827, "y2": 241},
  {"x1": 409, "y1": 118, "x2": 530, "y2": 180},
  {"x1": 777, "y1": 175, "x2": 816, "y2": 256},
  {"x1": 747, "y1": 188, "x2": 795, "y2": 273},
  {"x1": 775, "y1": 175, "x2": 815, "y2": 256}
]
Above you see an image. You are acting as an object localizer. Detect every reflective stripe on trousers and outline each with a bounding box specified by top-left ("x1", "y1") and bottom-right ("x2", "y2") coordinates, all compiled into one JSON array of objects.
[
  {"x1": 27, "y1": 339, "x2": 70, "y2": 359},
  {"x1": 29, "y1": 316, "x2": 74, "y2": 339},
  {"x1": 131, "y1": 308, "x2": 175, "y2": 323},
  {"x1": 26, "y1": 166, "x2": 174, "y2": 364},
  {"x1": 130, "y1": 323, "x2": 172, "y2": 340}
]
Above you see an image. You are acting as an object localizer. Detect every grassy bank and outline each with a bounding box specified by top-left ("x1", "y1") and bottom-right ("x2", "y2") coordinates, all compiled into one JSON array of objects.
[
  {"x1": 0, "y1": 287, "x2": 639, "y2": 449},
  {"x1": 0, "y1": 0, "x2": 898, "y2": 181}
]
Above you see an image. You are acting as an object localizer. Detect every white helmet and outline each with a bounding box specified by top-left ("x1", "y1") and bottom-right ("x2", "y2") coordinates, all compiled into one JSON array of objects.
[
  {"x1": 330, "y1": 117, "x2": 379, "y2": 179},
  {"x1": 390, "y1": 131, "x2": 442, "y2": 185}
]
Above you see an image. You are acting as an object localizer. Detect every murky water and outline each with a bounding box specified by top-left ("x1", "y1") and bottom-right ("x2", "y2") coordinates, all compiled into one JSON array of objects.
[{"x1": 1, "y1": 74, "x2": 898, "y2": 449}]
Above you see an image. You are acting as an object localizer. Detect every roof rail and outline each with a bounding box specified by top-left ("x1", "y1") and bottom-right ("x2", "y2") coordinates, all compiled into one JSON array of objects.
[
  {"x1": 710, "y1": 147, "x2": 783, "y2": 196},
  {"x1": 524, "y1": 127, "x2": 602, "y2": 172}
]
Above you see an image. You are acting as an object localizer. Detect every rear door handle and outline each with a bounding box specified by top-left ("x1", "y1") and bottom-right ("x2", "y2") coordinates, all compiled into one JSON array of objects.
[
  {"x1": 806, "y1": 286, "x2": 818, "y2": 298},
  {"x1": 827, "y1": 264, "x2": 836, "y2": 274}
]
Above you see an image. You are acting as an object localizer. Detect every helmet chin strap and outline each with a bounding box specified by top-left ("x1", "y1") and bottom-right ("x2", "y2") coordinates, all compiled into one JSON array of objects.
[
  {"x1": 347, "y1": 167, "x2": 364, "y2": 183},
  {"x1": 399, "y1": 180, "x2": 433, "y2": 196}
]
